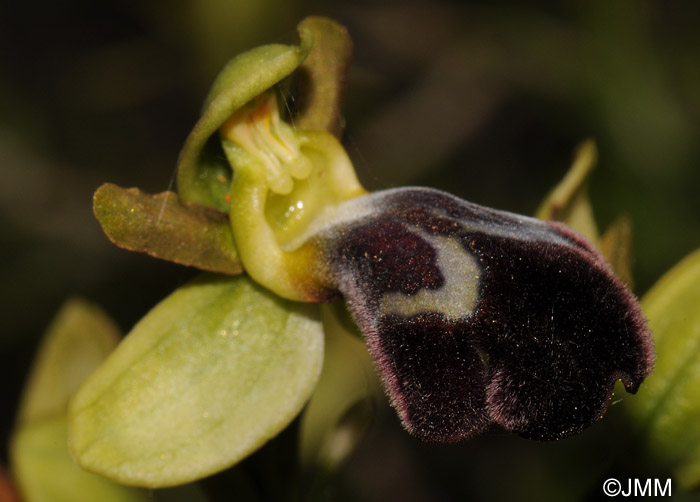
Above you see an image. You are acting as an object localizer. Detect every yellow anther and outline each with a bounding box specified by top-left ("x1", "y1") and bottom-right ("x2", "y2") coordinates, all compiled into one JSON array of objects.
[
  {"x1": 221, "y1": 91, "x2": 366, "y2": 301},
  {"x1": 221, "y1": 93, "x2": 311, "y2": 195}
]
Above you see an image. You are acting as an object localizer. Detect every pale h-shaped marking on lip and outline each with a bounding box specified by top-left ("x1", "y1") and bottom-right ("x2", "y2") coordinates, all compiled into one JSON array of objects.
[{"x1": 379, "y1": 229, "x2": 482, "y2": 321}]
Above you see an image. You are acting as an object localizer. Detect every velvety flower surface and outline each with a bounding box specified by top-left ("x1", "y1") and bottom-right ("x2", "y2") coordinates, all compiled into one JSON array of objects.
[{"x1": 310, "y1": 187, "x2": 654, "y2": 441}]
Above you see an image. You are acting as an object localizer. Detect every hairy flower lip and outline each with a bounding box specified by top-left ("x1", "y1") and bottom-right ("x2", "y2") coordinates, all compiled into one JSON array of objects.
[{"x1": 309, "y1": 186, "x2": 654, "y2": 442}]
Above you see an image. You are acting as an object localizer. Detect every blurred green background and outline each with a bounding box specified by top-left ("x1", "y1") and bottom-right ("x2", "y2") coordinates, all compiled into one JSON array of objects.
[{"x1": 2, "y1": 0, "x2": 699, "y2": 500}]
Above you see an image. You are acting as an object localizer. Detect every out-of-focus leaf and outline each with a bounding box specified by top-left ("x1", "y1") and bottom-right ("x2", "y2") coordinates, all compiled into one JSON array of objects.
[
  {"x1": 536, "y1": 139, "x2": 599, "y2": 244},
  {"x1": 68, "y1": 274, "x2": 324, "y2": 488},
  {"x1": 12, "y1": 417, "x2": 149, "y2": 502},
  {"x1": 600, "y1": 213, "x2": 635, "y2": 287},
  {"x1": 0, "y1": 466, "x2": 19, "y2": 502},
  {"x1": 299, "y1": 304, "x2": 377, "y2": 473},
  {"x1": 628, "y1": 248, "x2": 700, "y2": 489},
  {"x1": 94, "y1": 183, "x2": 242, "y2": 275},
  {"x1": 177, "y1": 28, "x2": 312, "y2": 210},
  {"x1": 11, "y1": 300, "x2": 148, "y2": 502},
  {"x1": 294, "y1": 16, "x2": 353, "y2": 138},
  {"x1": 16, "y1": 300, "x2": 122, "y2": 426}
]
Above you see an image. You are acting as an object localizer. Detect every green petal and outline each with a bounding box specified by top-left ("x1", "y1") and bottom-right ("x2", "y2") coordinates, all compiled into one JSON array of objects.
[
  {"x1": 177, "y1": 33, "x2": 311, "y2": 210},
  {"x1": 93, "y1": 183, "x2": 242, "y2": 275},
  {"x1": 68, "y1": 274, "x2": 324, "y2": 488},
  {"x1": 294, "y1": 16, "x2": 353, "y2": 137},
  {"x1": 536, "y1": 139, "x2": 599, "y2": 244},
  {"x1": 628, "y1": 248, "x2": 700, "y2": 489},
  {"x1": 12, "y1": 417, "x2": 149, "y2": 502}
]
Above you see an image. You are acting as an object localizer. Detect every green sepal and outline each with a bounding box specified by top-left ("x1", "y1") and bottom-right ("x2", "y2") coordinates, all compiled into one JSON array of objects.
[
  {"x1": 68, "y1": 274, "x2": 324, "y2": 488},
  {"x1": 15, "y1": 300, "x2": 122, "y2": 426},
  {"x1": 299, "y1": 304, "x2": 378, "y2": 473},
  {"x1": 600, "y1": 213, "x2": 635, "y2": 287},
  {"x1": 11, "y1": 300, "x2": 148, "y2": 502},
  {"x1": 536, "y1": 139, "x2": 600, "y2": 244},
  {"x1": 12, "y1": 417, "x2": 150, "y2": 502},
  {"x1": 94, "y1": 183, "x2": 242, "y2": 275},
  {"x1": 628, "y1": 248, "x2": 700, "y2": 489},
  {"x1": 176, "y1": 30, "x2": 312, "y2": 210}
]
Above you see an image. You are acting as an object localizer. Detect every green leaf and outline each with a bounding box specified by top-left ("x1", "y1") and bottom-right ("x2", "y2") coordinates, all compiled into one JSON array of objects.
[
  {"x1": 68, "y1": 274, "x2": 324, "y2": 488},
  {"x1": 12, "y1": 417, "x2": 150, "y2": 502},
  {"x1": 294, "y1": 16, "x2": 353, "y2": 138},
  {"x1": 16, "y1": 299, "x2": 122, "y2": 426},
  {"x1": 536, "y1": 139, "x2": 599, "y2": 244},
  {"x1": 628, "y1": 248, "x2": 700, "y2": 489},
  {"x1": 94, "y1": 183, "x2": 242, "y2": 275},
  {"x1": 177, "y1": 32, "x2": 312, "y2": 210},
  {"x1": 299, "y1": 304, "x2": 377, "y2": 473}
]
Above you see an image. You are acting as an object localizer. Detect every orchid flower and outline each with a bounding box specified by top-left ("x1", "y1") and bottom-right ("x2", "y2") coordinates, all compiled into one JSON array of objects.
[{"x1": 68, "y1": 17, "x2": 654, "y2": 488}]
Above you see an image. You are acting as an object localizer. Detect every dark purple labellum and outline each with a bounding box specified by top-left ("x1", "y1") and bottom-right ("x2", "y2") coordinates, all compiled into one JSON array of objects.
[{"x1": 313, "y1": 187, "x2": 654, "y2": 442}]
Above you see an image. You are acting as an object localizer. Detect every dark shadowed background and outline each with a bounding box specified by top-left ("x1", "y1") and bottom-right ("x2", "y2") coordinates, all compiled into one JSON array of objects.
[{"x1": 2, "y1": 0, "x2": 699, "y2": 500}]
